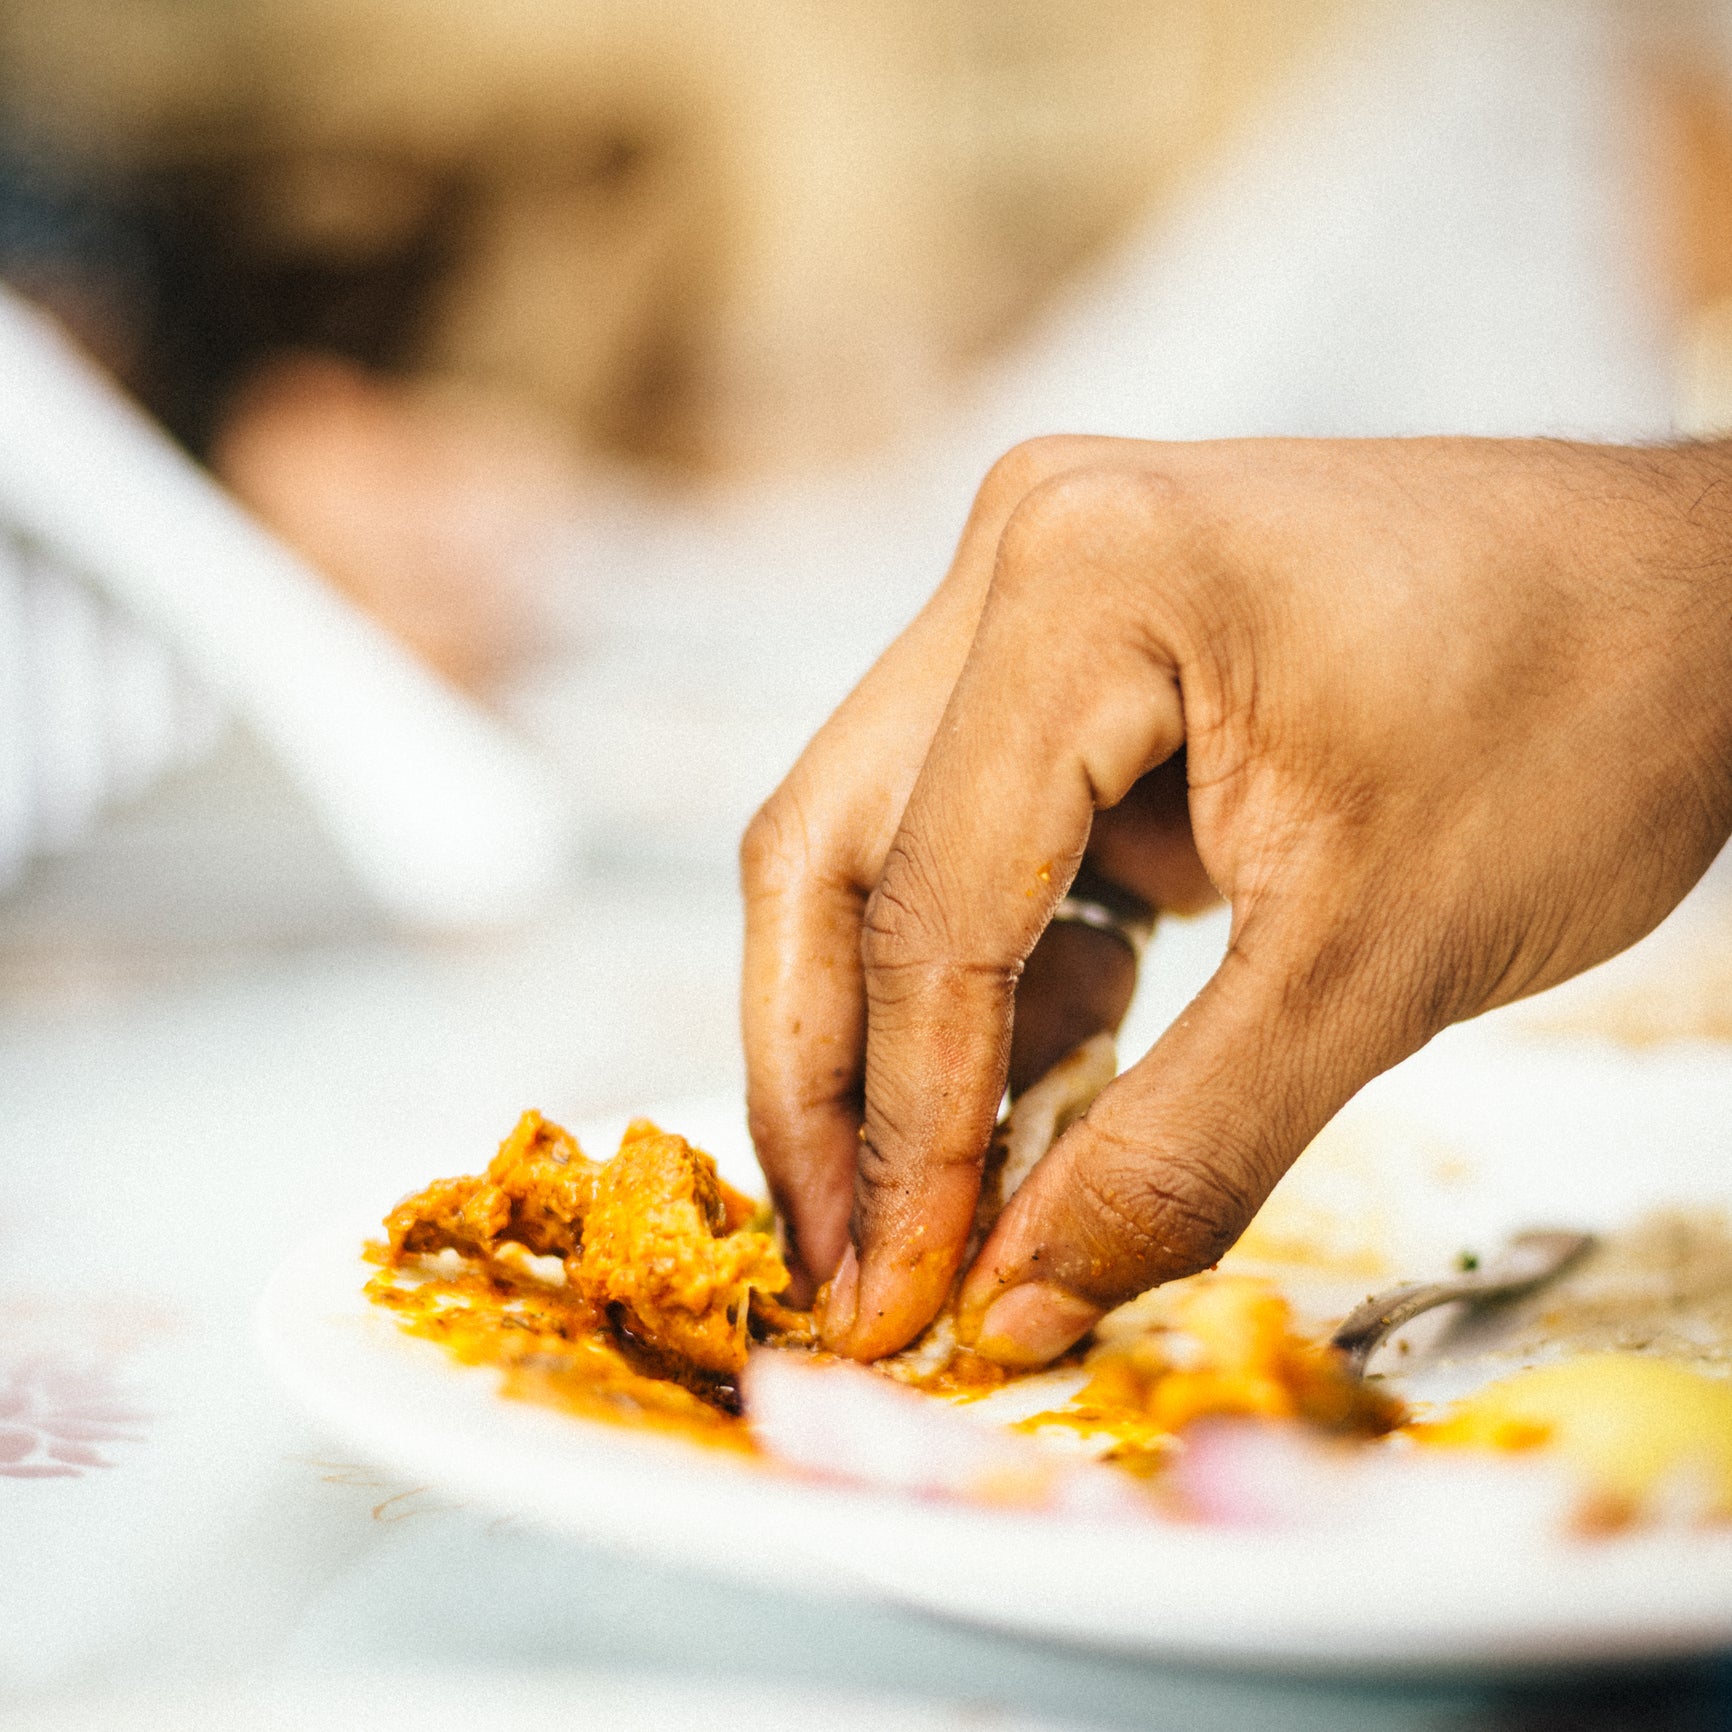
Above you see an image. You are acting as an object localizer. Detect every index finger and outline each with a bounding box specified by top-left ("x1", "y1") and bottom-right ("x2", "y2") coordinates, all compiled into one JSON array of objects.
[
  {"x1": 824, "y1": 468, "x2": 1187, "y2": 1358},
  {"x1": 741, "y1": 437, "x2": 1128, "y2": 1295},
  {"x1": 741, "y1": 795, "x2": 871, "y2": 1297}
]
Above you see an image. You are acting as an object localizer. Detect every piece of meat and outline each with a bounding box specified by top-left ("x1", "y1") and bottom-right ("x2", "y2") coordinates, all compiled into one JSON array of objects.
[
  {"x1": 572, "y1": 1120, "x2": 789, "y2": 1376},
  {"x1": 1077, "y1": 1275, "x2": 1405, "y2": 1436},
  {"x1": 994, "y1": 1032, "x2": 1117, "y2": 1207},
  {"x1": 383, "y1": 1109, "x2": 599, "y2": 1262}
]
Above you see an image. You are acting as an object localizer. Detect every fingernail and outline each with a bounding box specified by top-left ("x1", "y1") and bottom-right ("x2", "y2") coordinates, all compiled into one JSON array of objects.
[
  {"x1": 972, "y1": 1282, "x2": 1103, "y2": 1368},
  {"x1": 820, "y1": 1244, "x2": 859, "y2": 1348}
]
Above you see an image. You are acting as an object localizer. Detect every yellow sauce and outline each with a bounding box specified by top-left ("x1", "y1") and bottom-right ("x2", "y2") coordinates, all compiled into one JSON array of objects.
[
  {"x1": 365, "y1": 1114, "x2": 1400, "y2": 1470},
  {"x1": 367, "y1": 1110, "x2": 1732, "y2": 1533}
]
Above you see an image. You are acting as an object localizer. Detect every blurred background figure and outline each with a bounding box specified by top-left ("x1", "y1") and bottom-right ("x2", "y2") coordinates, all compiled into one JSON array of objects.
[
  {"x1": 0, "y1": 0, "x2": 1356, "y2": 686},
  {"x1": 2, "y1": 0, "x2": 1731, "y2": 936},
  {"x1": 0, "y1": 0, "x2": 1356, "y2": 466}
]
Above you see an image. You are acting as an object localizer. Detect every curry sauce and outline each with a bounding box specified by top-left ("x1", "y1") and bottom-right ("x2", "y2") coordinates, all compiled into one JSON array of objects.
[{"x1": 365, "y1": 1109, "x2": 1399, "y2": 1465}]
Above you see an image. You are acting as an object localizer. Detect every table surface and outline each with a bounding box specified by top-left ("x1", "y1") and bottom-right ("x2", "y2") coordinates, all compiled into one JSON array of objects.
[{"x1": 2, "y1": 742, "x2": 1730, "y2": 1732}]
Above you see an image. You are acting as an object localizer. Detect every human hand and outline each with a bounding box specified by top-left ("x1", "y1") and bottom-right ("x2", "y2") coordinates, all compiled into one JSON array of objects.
[{"x1": 742, "y1": 435, "x2": 1732, "y2": 1363}]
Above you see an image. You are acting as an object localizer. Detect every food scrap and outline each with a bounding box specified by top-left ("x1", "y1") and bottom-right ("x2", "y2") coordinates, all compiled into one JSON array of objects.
[
  {"x1": 364, "y1": 1101, "x2": 1732, "y2": 1538},
  {"x1": 1066, "y1": 1274, "x2": 1404, "y2": 1444},
  {"x1": 577, "y1": 1120, "x2": 789, "y2": 1375},
  {"x1": 367, "y1": 1102, "x2": 1400, "y2": 1474},
  {"x1": 369, "y1": 1111, "x2": 807, "y2": 1437},
  {"x1": 1412, "y1": 1354, "x2": 1732, "y2": 1527}
]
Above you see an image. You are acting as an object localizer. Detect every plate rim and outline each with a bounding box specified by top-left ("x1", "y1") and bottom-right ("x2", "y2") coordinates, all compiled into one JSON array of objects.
[{"x1": 256, "y1": 1098, "x2": 1732, "y2": 1675}]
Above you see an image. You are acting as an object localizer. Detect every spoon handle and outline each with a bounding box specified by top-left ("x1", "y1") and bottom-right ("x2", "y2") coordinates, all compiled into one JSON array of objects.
[{"x1": 1330, "y1": 1229, "x2": 1595, "y2": 1376}]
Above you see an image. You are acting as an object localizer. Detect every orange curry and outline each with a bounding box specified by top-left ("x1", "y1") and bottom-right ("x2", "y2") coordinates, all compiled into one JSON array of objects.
[{"x1": 366, "y1": 1110, "x2": 1401, "y2": 1465}]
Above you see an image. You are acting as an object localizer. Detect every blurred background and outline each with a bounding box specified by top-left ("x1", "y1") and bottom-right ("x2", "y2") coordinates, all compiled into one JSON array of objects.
[
  {"x1": 3, "y1": 0, "x2": 1732, "y2": 976},
  {"x1": 5, "y1": 0, "x2": 1732, "y2": 984}
]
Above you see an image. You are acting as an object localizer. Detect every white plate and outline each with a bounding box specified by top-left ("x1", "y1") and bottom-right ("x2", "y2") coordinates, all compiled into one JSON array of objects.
[{"x1": 259, "y1": 1025, "x2": 1732, "y2": 1673}]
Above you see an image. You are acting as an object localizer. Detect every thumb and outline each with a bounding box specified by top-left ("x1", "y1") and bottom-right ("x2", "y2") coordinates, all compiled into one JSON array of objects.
[{"x1": 957, "y1": 905, "x2": 1428, "y2": 1367}]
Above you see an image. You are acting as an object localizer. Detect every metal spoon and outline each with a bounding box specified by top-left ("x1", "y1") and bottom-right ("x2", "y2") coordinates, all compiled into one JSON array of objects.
[{"x1": 1330, "y1": 1229, "x2": 1596, "y2": 1376}]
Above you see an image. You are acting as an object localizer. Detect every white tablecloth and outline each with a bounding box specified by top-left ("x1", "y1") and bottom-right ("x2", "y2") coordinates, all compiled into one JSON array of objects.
[{"x1": 2, "y1": 742, "x2": 1730, "y2": 1732}]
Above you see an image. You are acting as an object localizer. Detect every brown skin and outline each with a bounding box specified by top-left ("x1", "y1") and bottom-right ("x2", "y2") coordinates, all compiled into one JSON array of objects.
[{"x1": 741, "y1": 434, "x2": 1732, "y2": 1361}]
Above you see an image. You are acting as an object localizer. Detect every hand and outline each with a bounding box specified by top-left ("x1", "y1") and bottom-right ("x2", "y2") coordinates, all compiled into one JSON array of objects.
[{"x1": 742, "y1": 435, "x2": 1732, "y2": 1363}]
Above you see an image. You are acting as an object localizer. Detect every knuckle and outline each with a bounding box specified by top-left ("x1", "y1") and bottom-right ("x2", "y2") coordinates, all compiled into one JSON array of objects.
[
  {"x1": 1001, "y1": 466, "x2": 1116, "y2": 559},
  {"x1": 990, "y1": 464, "x2": 1207, "y2": 620},
  {"x1": 855, "y1": 1128, "x2": 900, "y2": 1196},
  {"x1": 1072, "y1": 1129, "x2": 1259, "y2": 1289},
  {"x1": 850, "y1": 1127, "x2": 914, "y2": 1240},
  {"x1": 740, "y1": 794, "x2": 792, "y2": 891},
  {"x1": 740, "y1": 784, "x2": 820, "y2": 898},
  {"x1": 977, "y1": 436, "x2": 1094, "y2": 516},
  {"x1": 860, "y1": 833, "x2": 955, "y2": 974}
]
